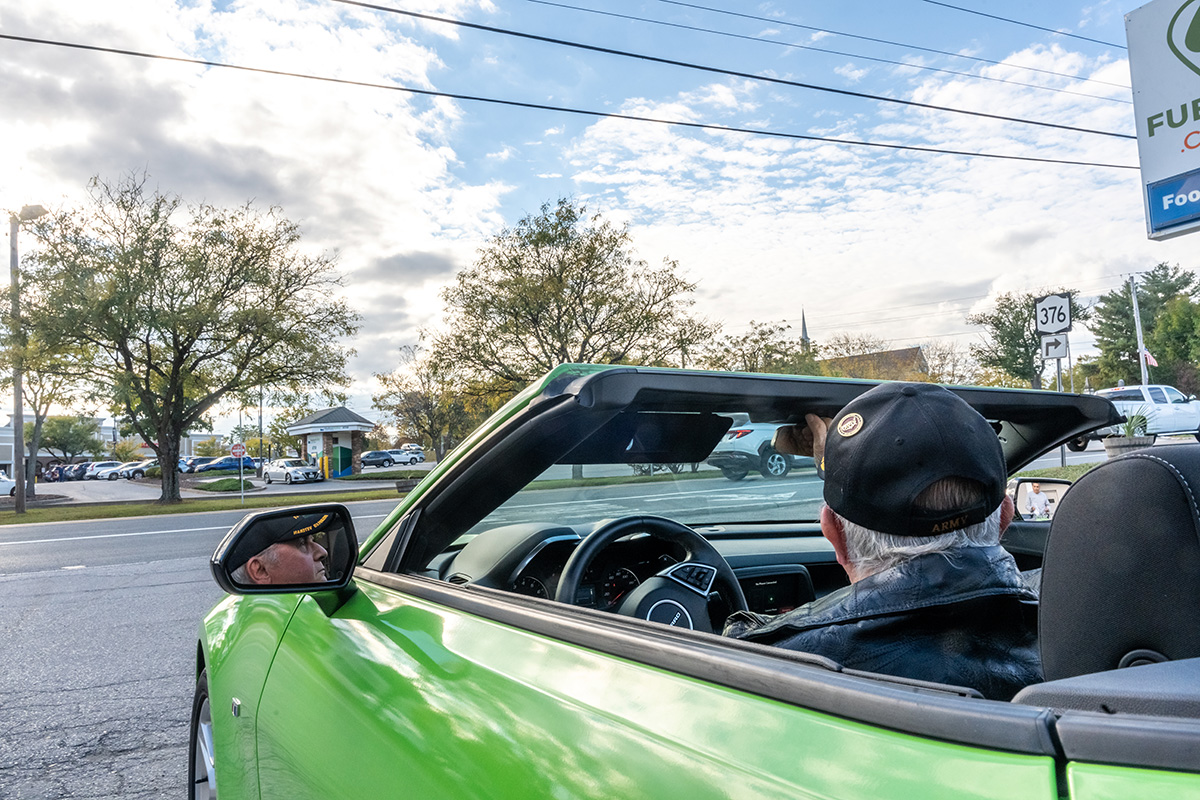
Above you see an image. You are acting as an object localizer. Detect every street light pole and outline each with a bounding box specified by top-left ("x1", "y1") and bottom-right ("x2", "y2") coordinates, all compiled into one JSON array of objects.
[{"x1": 9, "y1": 204, "x2": 47, "y2": 514}]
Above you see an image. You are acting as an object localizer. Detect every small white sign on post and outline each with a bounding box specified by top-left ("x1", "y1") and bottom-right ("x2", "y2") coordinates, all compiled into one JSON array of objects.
[
  {"x1": 1041, "y1": 334, "x2": 1069, "y2": 361},
  {"x1": 231, "y1": 442, "x2": 247, "y2": 504}
]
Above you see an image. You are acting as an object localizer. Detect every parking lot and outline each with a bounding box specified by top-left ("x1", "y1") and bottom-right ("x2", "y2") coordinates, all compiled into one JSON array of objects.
[{"x1": 6, "y1": 461, "x2": 436, "y2": 505}]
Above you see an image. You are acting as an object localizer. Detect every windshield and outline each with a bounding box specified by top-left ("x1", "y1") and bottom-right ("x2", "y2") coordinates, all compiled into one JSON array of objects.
[{"x1": 466, "y1": 414, "x2": 824, "y2": 534}]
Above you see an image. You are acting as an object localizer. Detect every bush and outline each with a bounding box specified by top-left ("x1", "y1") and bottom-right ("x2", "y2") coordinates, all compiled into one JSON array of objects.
[
  {"x1": 145, "y1": 466, "x2": 162, "y2": 479},
  {"x1": 195, "y1": 477, "x2": 254, "y2": 492}
]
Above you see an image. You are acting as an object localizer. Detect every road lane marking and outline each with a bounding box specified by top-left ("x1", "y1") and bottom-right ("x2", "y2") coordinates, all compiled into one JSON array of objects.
[
  {"x1": 0, "y1": 512, "x2": 393, "y2": 547},
  {"x1": 0, "y1": 525, "x2": 230, "y2": 546}
]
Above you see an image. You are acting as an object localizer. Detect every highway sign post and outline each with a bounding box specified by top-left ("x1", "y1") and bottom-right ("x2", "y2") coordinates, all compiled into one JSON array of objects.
[
  {"x1": 231, "y1": 443, "x2": 247, "y2": 503},
  {"x1": 1036, "y1": 296, "x2": 1073, "y2": 465},
  {"x1": 1035, "y1": 293, "x2": 1072, "y2": 335}
]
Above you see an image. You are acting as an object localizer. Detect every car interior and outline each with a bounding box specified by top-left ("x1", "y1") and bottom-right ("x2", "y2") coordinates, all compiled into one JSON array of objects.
[{"x1": 356, "y1": 367, "x2": 1198, "y2": 772}]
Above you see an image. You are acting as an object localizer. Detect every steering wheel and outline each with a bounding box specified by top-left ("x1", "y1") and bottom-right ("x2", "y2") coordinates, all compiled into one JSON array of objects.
[{"x1": 555, "y1": 515, "x2": 748, "y2": 634}]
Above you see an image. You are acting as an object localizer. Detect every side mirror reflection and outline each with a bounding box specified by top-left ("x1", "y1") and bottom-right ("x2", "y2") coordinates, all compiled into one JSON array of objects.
[
  {"x1": 1007, "y1": 477, "x2": 1072, "y2": 522},
  {"x1": 210, "y1": 504, "x2": 358, "y2": 595}
]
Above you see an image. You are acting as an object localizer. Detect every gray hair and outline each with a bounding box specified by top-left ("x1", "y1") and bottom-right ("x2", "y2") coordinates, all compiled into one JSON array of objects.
[
  {"x1": 230, "y1": 542, "x2": 282, "y2": 585},
  {"x1": 835, "y1": 477, "x2": 1001, "y2": 577}
]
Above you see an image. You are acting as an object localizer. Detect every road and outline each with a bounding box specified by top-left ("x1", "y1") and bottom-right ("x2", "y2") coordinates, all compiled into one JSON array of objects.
[{"x1": 0, "y1": 497, "x2": 401, "y2": 800}]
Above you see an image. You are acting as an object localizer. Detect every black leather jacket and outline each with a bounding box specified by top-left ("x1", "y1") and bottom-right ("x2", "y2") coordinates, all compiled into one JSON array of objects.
[{"x1": 724, "y1": 545, "x2": 1041, "y2": 701}]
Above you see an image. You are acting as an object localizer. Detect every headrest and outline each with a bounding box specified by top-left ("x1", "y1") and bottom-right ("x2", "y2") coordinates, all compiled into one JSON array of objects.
[{"x1": 1040, "y1": 445, "x2": 1200, "y2": 681}]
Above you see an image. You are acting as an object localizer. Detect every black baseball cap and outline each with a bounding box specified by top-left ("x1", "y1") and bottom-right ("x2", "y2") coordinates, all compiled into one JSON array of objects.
[
  {"x1": 822, "y1": 382, "x2": 1006, "y2": 537},
  {"x1": 228, "y1": 511, "x2": 338, "y2": 570}
]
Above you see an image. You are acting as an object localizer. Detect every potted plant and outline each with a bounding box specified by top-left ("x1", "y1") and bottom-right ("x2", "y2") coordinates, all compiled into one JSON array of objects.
[{"x1": 1103, "y1": 406, "x2": 1155, "y2": 458}]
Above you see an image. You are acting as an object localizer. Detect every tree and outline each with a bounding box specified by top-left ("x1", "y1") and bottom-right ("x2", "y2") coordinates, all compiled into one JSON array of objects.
[
  {"x1": 364, "y1": 423, "x2": 393, "y2": 452},
  {"x1": 967, "y1": 290, "x2": 1091, "y2": 389},
  {"x1": 821, "y1": 332, "x2": 890, "y2": 360},
  {"x1": 918, "y1": 340, "x2": 979, "y2": 385},
  {"x1": 0, "y1": 320, "x2": 91, "y2": 496},
  {"x1": 23, "y1": 174, "x2": 359, "y2": 502},
  {"x1": 1092, "y1": 264, "x2": 1198, "y2": 387},
  {"x1": 1146, "y1": 295, "x2": 1200, "y2": 393},
  {"x1": 112, "y1": 438, "x2": 144, "y2": 462},
  {"x1": 37, "y1": 416, "x2": 104, "y2": 462},
  {"x1": 193, "y1": 437, "x2": 225, "y2": 457},
  {"x1": 699, "y1": 321, "x2": 820, "y2": 375},
  {"x1": 374, "y1": 345, "x2": 472, "y2": 462},
  {"x1": 433, "y1": 198, "x2": 715, "y2": 395}
]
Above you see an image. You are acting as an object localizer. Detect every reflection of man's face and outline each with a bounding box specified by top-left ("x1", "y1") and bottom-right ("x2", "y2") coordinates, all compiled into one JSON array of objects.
[{"x1": 247, "y1": 535, "x2": 328, "y2": 585}]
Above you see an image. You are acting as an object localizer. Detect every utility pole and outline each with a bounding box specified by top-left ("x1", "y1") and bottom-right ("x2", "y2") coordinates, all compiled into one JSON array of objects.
[{"x1": 1130, "y1": 275, "x2": 1150, "y2": 386}]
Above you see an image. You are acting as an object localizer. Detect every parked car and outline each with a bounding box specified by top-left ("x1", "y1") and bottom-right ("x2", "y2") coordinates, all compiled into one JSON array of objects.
[
  {"x1": 0, "y1": 472, "x2": 14, "y2": 497},
  {"x1": 83, "y1": 461, "x2": 122, "y2": 480},
  {"x1": 62, "y1": 462, "x2": 91, "y2": 481},
  {"x1": 386, "y1": 448, "x2": 424, "y2": 465},
  {"x1": 189, "y1": 365, "x2": 1200, "y2": 800},
  {"x1": 1067, "y1": 384, "x2": 1200, "y2": 450},
  {"x1": 121, "y1": 459, "x2": 159, "y2": 479},
  {"x1": 705, "y1": 421, "x2": 814, "y2": 480},
  {"x1": 183, "y1": 456, "x2": 218, "y2": 473},
  {"x1": 360, "y1": 450, "x2": 397, "y2": 468},
  {"x1": 262, "y1": 458, "x2": 323, "y2": 485},
  {"x1": 96, "y1": 461, "x2": 143, "y2": 480},
  {"x1": 195, "y1": 456, "x2": 256, "y2": 473}
]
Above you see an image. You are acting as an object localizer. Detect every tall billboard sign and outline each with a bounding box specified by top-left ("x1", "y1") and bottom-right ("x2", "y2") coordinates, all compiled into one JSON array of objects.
[{"x1": 1127, "y1": 0, "x2": 1200, "y2": 239}]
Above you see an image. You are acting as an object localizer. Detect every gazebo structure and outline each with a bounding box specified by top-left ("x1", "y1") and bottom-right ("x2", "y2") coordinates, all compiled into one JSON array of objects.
[{"x1": 285, "y1": 407, "x2": 375, "y2": 478}]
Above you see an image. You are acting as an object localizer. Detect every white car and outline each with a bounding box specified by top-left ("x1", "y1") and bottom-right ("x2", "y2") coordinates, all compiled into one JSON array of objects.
[
  {"x1": 388, "y1": 448, "x2": 424, "y2": 464},
  {"x1": 100, "y1": 460, "x2": 150, "y2": 480},
  {"x1": 705, "y1": 422, "x2": 815, "y2": 481},
  {"x1": 262, "y1": 458, "x2": 324, "y2": 485},
  {"x1": 84, "y1": 461, "x2": 123, "y2": 480},
  {"x1": 0, "y1": 472, "x2": 14, "y2": 497}
]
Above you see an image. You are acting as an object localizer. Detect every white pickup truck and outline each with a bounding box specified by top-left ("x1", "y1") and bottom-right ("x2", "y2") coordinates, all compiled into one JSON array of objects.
[{"x1": 1068, "y1": 384, "x2": 1200, "y2": 450}]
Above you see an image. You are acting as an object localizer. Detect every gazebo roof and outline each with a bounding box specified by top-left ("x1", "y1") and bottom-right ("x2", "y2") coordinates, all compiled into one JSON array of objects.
[{"x1": 285, "y1": 406, "x2": 375, "y2": 436}]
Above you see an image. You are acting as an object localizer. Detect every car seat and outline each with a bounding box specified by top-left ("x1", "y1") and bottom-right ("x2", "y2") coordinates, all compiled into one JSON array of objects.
[{"x1": 1037, "y1": 444, "x2": 1200, "y2": 681}]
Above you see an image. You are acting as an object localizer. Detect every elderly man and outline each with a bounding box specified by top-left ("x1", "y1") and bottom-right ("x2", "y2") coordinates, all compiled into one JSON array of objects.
[
  {"x1": 724, "y1": 382, "x2": 1038, "y2": 701},
  {"x1": 1026, "y1": 482, "x2": 1051, "y2": 519},
  {"x1": 229, "y1": 512, "x2": 332, "y2": 586}
]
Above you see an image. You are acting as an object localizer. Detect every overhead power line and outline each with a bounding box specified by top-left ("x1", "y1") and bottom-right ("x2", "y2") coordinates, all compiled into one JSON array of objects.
[
  {"x1": 652, "y1": 0, "x2": 1130, "y2": 89},
  {"x1": 919, "y1": 1, "x2": 1126, "y2": 49},
  {"x1": 326, "y1": 0, "x2": 1134, "y2": 140},
  {"x1": 524, "y1": 0, "x2": 1129, "y2": 105},
  {"x1": 0, "y1": 34, "x2": 1137, "y2": 169}
]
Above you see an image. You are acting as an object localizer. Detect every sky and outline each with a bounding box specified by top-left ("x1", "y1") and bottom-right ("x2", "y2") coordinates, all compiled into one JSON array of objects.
[{"x1": 0, "y1": 0, "x2": 1195, "y2": 433}]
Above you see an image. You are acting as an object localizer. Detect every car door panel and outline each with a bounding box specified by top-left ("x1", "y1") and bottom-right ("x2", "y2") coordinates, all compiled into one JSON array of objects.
[
  {"x1": 1067, "y1": 763, "x2": 1200, "y2": 800},
  {"x1": 202, "y1": 594, "x2": 304, "y2": 800},
  {"x1": 253, "y1": 579, "x2": 1060, "y2": 800}
]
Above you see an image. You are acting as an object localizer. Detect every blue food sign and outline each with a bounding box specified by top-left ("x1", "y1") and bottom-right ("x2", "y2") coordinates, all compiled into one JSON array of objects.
[{"x1": 1147, "y1": 166, "x2": 1200, "y2": 232}]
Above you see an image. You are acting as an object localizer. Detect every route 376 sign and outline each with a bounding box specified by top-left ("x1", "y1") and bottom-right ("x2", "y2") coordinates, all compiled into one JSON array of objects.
[{"x1": 1034, "y1": 293, "x2": 1072, "y2": 335}]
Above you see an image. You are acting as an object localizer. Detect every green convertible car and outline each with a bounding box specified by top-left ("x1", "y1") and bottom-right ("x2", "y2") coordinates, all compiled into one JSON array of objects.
[{"x1": 191, "y1": 365, "x2": 1200, "y2": 799}]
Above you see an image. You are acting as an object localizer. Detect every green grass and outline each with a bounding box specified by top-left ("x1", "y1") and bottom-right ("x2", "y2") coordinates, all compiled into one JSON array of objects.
[
  {"x1": 1014, "y1": 462, "x2": 1101, "y2": 482},
  {"x1": 0, "y1": 487, "x2": 404, "y2": 525},
  {"x1": 338, "y1": 469, "x2": 429, "y2": 481}
]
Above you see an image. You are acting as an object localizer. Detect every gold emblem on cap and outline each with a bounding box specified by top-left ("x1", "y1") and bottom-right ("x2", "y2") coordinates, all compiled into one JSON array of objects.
[{"x1": 837, "y1": 413, "x2": 864, "y2": 437}]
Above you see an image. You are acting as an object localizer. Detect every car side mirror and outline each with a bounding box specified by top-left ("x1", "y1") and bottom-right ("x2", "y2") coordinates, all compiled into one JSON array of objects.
[
  {"x1": 210, "y1": 504, "x2": 358, "y2": 603},
  {"x1": 1008, "y1": 477, "x2": 1072, "y2": 522}
]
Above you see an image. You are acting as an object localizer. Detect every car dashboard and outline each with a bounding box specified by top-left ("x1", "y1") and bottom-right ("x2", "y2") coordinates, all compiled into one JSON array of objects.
[{"x1": 434, "y1": 520, "x2": 833, "y2": 617}]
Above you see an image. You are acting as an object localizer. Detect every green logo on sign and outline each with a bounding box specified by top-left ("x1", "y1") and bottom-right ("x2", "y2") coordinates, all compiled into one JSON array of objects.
[{"x1": 1168, "y1": 0, "x2": 1200, "y2": 76}]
